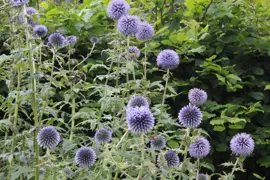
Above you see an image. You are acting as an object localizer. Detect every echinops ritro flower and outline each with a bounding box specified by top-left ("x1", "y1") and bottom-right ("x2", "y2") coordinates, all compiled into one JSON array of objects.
[
  {"x1": 94, "y1": 128, "x2": 112, "y2": 144},
  {"x1": 159, "y1": 150, "x2": 180, "y2": 167},
  {"x1": 33, "y1": 25, "x2": 48, "y2": 38},
  {"x1": 19, "y1": 7, "x2": 39, "y2": 26},
  {"x1": 178, "y1": 105, "x2": 203, "y2": 128},
  {"x1": 37, "y1": 126, "x2": 60, "y2": 149},
  {"x1": 156, "y1": 49, "x2": 180, "y2": 70},
  {"x1": 10, "y1": 0, "x2": 28, "y2": 6},
  {"x1": 126, "y1": 107, "x2": 154, "y2": 134},
  {"x1": 107, "y1": 0, "x2": 130, "y2": 20},
  {"x1": 75, "y1": 147, "x2": 96, "y2": 167},
  {"x1": 48, "y1": 32, "x2": 66, "y2": 48},
  {"x1": 189, "y1": 136, "x2": 210, "y2": 158},
  {"x1": 126, "y1": 46, "x2": 140, "y2": 60},
  {"x1": 118, "y1": 15, "x2": 140, "y2": 36},
  {"x1": 196, "y1": 173, "x2": 208, "y2": 180},
  {"x1": 127, "y1": 96, "x2": 149, "y2": 109},
  {"x1": 151, "y1": 136, "x2": 166, "y2": 150},
  {"x1": 188, "y1": 88, "x2": 207, "y2": 106},
  {"x1": 230, "y1": 133, "x2": 255, "y2": 157},
  {"x1": 135, "y1": 22, "x2": 154, "y2": 41},
  {"x1": 65, "y1": 36, "x2": 78, "y2": 45}
]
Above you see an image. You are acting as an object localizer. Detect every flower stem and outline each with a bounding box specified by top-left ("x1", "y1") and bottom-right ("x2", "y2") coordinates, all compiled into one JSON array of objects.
[
  {"x1": 144, "y1": 43, "x2": 147, "y2": 80},
  {"x1": 137, "y1": 134, "x2": 145, "y2": 180},
  {"x1": 161, "y1": 69, "x2": 170, "y2": 105},
  {"x1": 69, "y1": 93, "x2": 76, "y2": 142},
  {"x1": 116, "y1": 129, "x2": 129, "y2": 148},
  {"x1": 230, "y1": 157, "x2": 240, "y2": 177},
  {"x1": 49, "y1": 49, "x2": 56, "y2": 87}
]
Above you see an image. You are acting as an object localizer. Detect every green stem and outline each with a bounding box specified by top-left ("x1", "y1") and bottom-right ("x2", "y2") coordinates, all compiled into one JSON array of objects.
[
  {"x1": 126, "y1": 36, "x2": 130, "y2": 94},
  {"x1": 179, "y1": 129, "x2": 190, "y2": 179},
  {"x1": 116, "y1": 129, "x2": 129, "y2": 148},
  {"x1": 69, "y1": 94, "x2": 76, "y2": 142},
  {"x1": 113, "y1": 170, "x2": 119, "y2": 180},
  {"x1": 161, "y1": 69, "x2": 170, "y2": 105},
  {"x1": 72, "y1": 43, "x2": 95, "y2": 71},
  {"x1": 137, "y1": 134, "x2": 145, "y2": 180},
  {"x1": 196, "y1": 158, "x2": 200, "y2": 178},
  {"x1": 49, "y1": 49, "x2": 56, "y2": 87},
  {"x1": 144, "y1": 43, "x2": 147, "y2": 80},
  {"x1": 230, "y1": 157, "x2": 240, "y2": 177}
]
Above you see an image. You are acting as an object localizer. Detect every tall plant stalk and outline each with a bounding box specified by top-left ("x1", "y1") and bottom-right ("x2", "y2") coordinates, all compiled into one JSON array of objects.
[
  {"x1": 143, "y1": 43, "x2": 147, "y2": 80},
  {"x1": 161, "y1": 69, "x2": 170, "y2": 105},
  {"x1": 230, "y1": 157, "x2": 240, "y2": 176},
  {"x1": 137, "y1": 134, "x2": 145, "y2": 180},
  {"x1": 69, "y1": 91, "x2": 76, "y2": 142}
]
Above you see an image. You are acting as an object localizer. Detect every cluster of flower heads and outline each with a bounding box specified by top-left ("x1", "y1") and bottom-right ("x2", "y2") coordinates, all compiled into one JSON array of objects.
[
  {"x1": 10, "y1": 0, "x2": 28, "y2": 6},
  {"x1": 19, "y1": 7, "x2": 40, "y2": 26}
]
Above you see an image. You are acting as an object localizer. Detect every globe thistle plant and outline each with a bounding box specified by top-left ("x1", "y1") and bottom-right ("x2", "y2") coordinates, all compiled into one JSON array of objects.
[
  {"x1": 33, "y1": 25, "x2": 48, "y2": 38},
  {"x1": 230, "y1": 133, "x2": 255, "y2": 157},
  {"x1": 37, "y1": 126, "x2": 60, "y2": 149},
  {"x1": 197, "y1": 173, "x2": 208, "y2": 180},
  {"x1": 90, "y1": 36, "x2": 100, "y2": 43},
  {"x1": 135, "y1": 22, "x2": 154, "y2": 41},
  {"x1": 189, "y1": 136, "x2": 210, "y2": 158},
  {"x1": 75, "y1": 147, "x2": 96, "y2": 167},
  {"x1": 156, "y1": 49, "x2": 180, "y2": 70},
  {"x1": 10, "y1": 0, "x2": 28, "y2": 6},
  {"x1": 63, "y1": 166, "x2": 74, "y2": 178},
  {"x1": 188, "y1": 88, "x2": 208, "y2": 106},
  {"x1": 107, "y1": 0, "x2": 130, "y2": 20},
  {"x1": 118, "y1": 15, "x2": 140, "y2": 36},
  {"x1": 94, "y1": 128, "x2": 112, "y2": 144},
  {"x1": 126, "y1": 106, "x2": 154, "y2": 134},
  {"x1": 19, "y1": 7, "x2": 39, "y2": 26},
  {"x1": 65, "y1": 36, "x2": 78, "y2": 46},
  {"x1": 126, "y1": 46, "x2": 140, "y2": 60},
  {"x1": 127, "y1": 96, "x2": 149, "y2": 109},
  {"x1": 151, "y1": 136, "x2": 166, "y2": 150},
  {"x1": 178, "y1": 105, "x2": 203, "y2": 128},
  {"x1": 160, "y1": 150, "x2": 180, "y2": 167},
  {"x1": 48, "y1": 32, "x2": 66, "y2": 48}
]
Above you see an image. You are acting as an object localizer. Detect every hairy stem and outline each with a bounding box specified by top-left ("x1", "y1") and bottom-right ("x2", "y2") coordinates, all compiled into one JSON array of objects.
[
  {"x1": 144, "y1": 43, "x2": 147, "y2": 80},
  {"x1": 69, "y1": 93, "x2": 76, "y2": 142},
  {"x1": 161, "y1": 69, "x2": 170, "y2": 105},
  {"x1": 116, "y1": 129, "x2": 129, "y2": 148},
  {"x1": 137, "y1": 134, "x2": 145, "y2": 180},
  {"x1": 230, "y1": 157, "x2": 240, "y2": 177}
]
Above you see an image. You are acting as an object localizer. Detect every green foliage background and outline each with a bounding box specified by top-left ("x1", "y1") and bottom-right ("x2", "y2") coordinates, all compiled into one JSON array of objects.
[{"x1": 0, "y1": 0, "x2": 270, "y2": 179}]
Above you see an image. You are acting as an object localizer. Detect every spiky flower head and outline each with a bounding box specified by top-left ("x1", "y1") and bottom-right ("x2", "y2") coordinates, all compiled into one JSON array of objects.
[
  {"x1": 189, "y1": 136, "x2": 210, "y2": 158},
  {"x1": 90, "y1": 37, "x2": 100, "y2": 43},
  {"x1": 178, "y1": 105, "x2": 203, "y2": 128},
  {"x1": 126, "y1": 106, "x2": 154, "y2": 134},
  {"x1": 127, "y1": 96, "x2": 149, "y2": 109},
  {"x1": 230, "y1": 133, "x2": 255, "y2": 157},
  {"x1": 10, "y1": 0, "x2": 28, "y2": 6},
  {"x1": 48, "y1": 32, "x2": 66, "y2": 48},
  {"x1": 118, "y1": 15, "x2": 140, "y2": 36},
  {"x1": 19, "y1": 7, "x2": 39, "y2": 26},
  {"x1": 156, "y1": 49, "x2": 180, "y2": 70},
  {"x1": 188, "y1": 88, "x2": 207, "y2": 106},
  {"x1": 65, "y1": 36, "x2": 78, "y2": 45},
  {"x1": 151, "y1": 136, "x2": 166, "y2": 150},
  {"x1": 135, "y1": 22, "x2": 154, "y2": 41},
  {"x1": 126, "y1": 46, "x2": 140, "y2": 60},
  {"x1": 94, "y1": 128, "x2": 112, "y2": 144},
  {"x1": 197, "y1": 174, "x2": 208, "y2": 180},
  {"x1": 37, "y1": 126, "x2": 60, "y2": 149},
  {"x1": 107, "y1": 0, "x2": 130, "y2": 20},
  {"x1": 160, "y1": 150, "x2": 180, "y2": 167},
  {"x1": 75, "y1": 147, "x2": 96, "y2": 167},
  {"x1": 63, "y1": 166, "x2": 74, "y2": 178},
  {"x1": 33, "y1": 25, "x2": 48, "y2": 38}
]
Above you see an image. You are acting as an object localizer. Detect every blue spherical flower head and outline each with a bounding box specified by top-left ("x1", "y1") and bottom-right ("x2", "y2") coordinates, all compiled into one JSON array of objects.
[
  {"x1": 188, "y1": 88, "x2": 207, "y2": 106},
  {"x1": 157, "y1": 49, "x2": 180, "y2": 70},
  {"x1": 48, "y1": 33, "x2": 66, "y2": 48},
  {"x1": 136, "y1": 22, "x2": 154, "y2": 41},
  {"x1": 127, "y1": 96, "x2": 149, "y2": 109},
  {"x1": 107, "y1": 0, "x2": 130, "y2": 20},
  {"x1": 126, "y1": 46, "x2": 140, "y2": 60},
  {"x1": 118, "y1": 15, "x2": 140, "y2": 36},
  {"x1": 189, "y1": 136, "x2": 210, "y2": 158},
  {"x1": 37, "y1": 126, "x2": 60, "y2": 149},
  {"x1": 126, "y1": 106, "x2": 154, "y2": 134},
  {"x1": 151, "y1": 136, "x2": 166, "y2": 150},
  {"x1": 33, "y1": 25, "x2": 48, "y2": 38},
  {"x1": 10, "y1": 0, "x2": 28, "y2": 6},
  {"x1": 90, "y1": 37, "x2": 100, "y2": 43},
  {"x1": 197, "y1": 173, "x2": 208, "y2": 180},
  {"x1": 158, "y1": 150, "x2": 180, "y2": 167},
  {"x1": 94, "y1": 128, "x2": 112, "y2": 144},
  {"x1": 75, "y1": 147, "x2": 96, "y2": 167},
  {"x1": 230, "y1": 133, "x2": 254, "y2": 157},
  {"x1": 178, "y1": 105, "x2": 203, "y2": 128},
  {"x1": 65, "y1": 36, "x2": 78, "y2": 45},
  {"x1": 19, "y1": 7, "x2": 39, "y2": 26}
]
